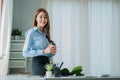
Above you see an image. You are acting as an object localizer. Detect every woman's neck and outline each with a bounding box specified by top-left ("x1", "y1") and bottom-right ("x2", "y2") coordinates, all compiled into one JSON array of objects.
[{"x1": 37, "y1": 26, "x2": 44, "y2": 32}]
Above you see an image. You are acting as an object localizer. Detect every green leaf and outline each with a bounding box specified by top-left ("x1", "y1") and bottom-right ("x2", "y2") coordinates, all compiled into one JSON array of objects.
[
  {"x1": 45, "y1": 64, "x2": 53, "y2": 71},
  {"x1": 61, "y1": 68, "x2": 70, "y2": 76},
  {"x1": 75, "y1": 72, "x2": 84, "y2": 76},
  {"x1": 70, "y1": 66, "x2": 83, "y2": 75}
]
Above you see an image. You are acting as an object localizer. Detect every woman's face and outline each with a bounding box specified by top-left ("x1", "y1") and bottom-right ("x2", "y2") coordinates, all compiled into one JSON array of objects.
[{"x1": 36, "y1": 11, "x2": 48, "y2": 29}]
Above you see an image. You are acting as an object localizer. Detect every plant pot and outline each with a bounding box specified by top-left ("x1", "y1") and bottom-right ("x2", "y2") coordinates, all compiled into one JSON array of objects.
[
  {"x1": 15, "y1": 35, "x2": 20, "y2": 40},
  {"x1": 46, "y1": 71, "x2": 52, "y2": 77},
  {"x1": 54, "y1": 67, "x2": 61, "y2": 77}
]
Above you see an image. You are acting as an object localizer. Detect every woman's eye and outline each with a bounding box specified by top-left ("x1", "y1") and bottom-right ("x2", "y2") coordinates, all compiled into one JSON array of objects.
[
  {"x1": 39, "y1": 16, "x2": 47, "y2": 19},
  {"x1": 44, "y1": 17, "x2": 47, "y2": 19}
]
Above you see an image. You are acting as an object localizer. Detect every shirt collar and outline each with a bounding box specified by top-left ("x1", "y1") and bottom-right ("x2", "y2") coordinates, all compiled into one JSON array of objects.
[
  {"x1": 33, "y1": 26, "x2": 46, "y2": 35},
  {"x1": 33, "y1": 27, "x2": 38, "y2": 31}
]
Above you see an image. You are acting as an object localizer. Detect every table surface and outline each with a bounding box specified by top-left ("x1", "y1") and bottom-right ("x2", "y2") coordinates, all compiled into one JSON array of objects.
[{"x1": 6, "y1": 75, "x2": 120, "y2": 80}]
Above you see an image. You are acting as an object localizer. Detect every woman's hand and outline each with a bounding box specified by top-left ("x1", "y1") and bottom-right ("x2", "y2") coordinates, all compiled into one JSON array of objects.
[{"x1": 43, "y1": 45, "x2": 57, "y2": 54}]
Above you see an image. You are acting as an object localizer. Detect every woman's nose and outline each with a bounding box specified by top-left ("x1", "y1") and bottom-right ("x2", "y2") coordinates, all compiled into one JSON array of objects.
[{"x1": 42, "y1": 18, "x2": 45, "y2": 21}]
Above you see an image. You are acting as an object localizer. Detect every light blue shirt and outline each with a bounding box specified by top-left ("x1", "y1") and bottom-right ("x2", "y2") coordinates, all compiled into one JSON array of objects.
[{"x1": 22, "y1": 27, "x2": 53, "y2": 58}]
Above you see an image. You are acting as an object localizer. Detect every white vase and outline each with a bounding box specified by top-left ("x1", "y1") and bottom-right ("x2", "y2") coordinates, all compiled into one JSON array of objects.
[
  {"x1": 15, "y1": 35, "x2": 20, "y2": 40},
  {"x1": 46, "y1": 71, "x2": 52, "y2": 77}
]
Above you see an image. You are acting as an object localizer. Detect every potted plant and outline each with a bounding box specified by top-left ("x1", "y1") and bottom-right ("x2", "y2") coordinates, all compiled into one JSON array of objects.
[
  {"x1": 61, "y1": 66, "x2": 84, "y2": 76},
  {"x1": 12, "y1": 28, "x2": 22, "y2": 40},
  {"x1": 45, "y1": 63, "x2": 53, "y2": 77}
]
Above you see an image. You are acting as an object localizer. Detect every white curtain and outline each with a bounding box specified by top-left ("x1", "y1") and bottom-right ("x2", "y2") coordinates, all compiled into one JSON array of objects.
[
  {"x1": 88, "y1": 0, "x2": 120, "y2": 75},
  {"x1": 47, "y1": 0, "x2": 84, "y2": 71},
  {"x1": 0, "y1": 0, "x2": 13, "y2": 79},
  {"x1": 47, "y1": 0, "x2": 120, "y2": 75},
  {"x1": 0, "y1": 0, "x2": 2, "y2": 27},
  {"x1": 109, "y1": 0, "x2": 120, "y2": 75}
]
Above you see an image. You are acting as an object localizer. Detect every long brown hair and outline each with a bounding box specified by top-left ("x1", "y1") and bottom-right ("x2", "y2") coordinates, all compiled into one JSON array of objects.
[{"x1": 33, "y1": 8, "x2": 51, "y2": 42}]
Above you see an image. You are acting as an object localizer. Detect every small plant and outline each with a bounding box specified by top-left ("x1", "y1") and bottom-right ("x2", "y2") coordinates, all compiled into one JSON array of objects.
[
  {"x1": 45, "y1": 64, "x2": 53, "y2": 77},
  {"x1": 70, "y1": 66, "x2": 84, "y2": 76},
  {"x1": 12, "y1": 28, "x2": 22, "y2": 36},
  {"x1": 61, "y1": 66, "x2": 84, "y2": 76},
  {"x1": 45, "y1": 64, "x2": 53, "y2": 71}
]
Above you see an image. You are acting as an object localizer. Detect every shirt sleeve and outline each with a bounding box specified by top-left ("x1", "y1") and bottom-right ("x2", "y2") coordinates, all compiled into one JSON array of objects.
[{"x1": 22, "y1": 30, "x2": 44, "y2": 57}]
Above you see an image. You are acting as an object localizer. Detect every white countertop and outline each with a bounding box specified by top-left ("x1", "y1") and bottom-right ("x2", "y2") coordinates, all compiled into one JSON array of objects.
[{"x1": 6, "y1": 74, "x2": 120, "y2": 80}]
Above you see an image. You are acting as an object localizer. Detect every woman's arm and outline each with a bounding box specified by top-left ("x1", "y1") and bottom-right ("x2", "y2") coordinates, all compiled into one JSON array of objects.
[{"x1": 22, "y1": 30, "x2": 44, "y2": 57}]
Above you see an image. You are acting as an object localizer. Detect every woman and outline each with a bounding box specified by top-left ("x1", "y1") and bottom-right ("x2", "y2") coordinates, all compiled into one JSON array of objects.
[{"x1": 22, "y1": 8, "x2": 57, "y2": 76}]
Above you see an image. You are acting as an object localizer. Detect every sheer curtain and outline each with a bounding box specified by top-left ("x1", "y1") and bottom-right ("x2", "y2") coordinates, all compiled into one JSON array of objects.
[
  {"x1": 0, "y1": 0, "x2": 13, "y2": 79},
  {"x1": 109, "y1": 0, "x2": 120, "y2": 75},
  {"x1": 88, "y1": 0, "x2": 120, "y2": 75},
  {"x1": 47, "y1": 0, "x2": 120, "y2": 75},
  {"x1": 0, "y1": 0, "x2": 2, "y2": 27},
  {"x1": 47, "y1": 0, "x2": 89, "y2": 73},
  {"x1": 88, "y1": 0, "x2": 111, "y2": 75}
]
